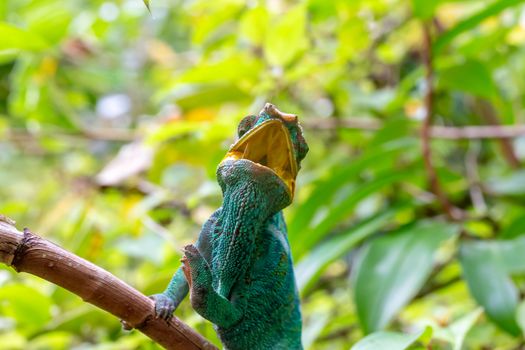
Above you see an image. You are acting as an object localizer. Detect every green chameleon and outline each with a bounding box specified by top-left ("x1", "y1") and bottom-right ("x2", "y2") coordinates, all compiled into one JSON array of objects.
[{"x1": 151, "y1": 103, "x2": 309, "y2": 350}]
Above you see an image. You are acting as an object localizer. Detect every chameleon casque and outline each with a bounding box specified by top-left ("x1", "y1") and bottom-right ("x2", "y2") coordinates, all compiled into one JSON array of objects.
[{"x1": 151, "y1": 103, "x2": 308, "y2": 349}]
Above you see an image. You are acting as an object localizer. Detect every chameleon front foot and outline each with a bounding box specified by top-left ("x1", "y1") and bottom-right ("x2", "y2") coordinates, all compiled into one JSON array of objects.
[{"x1": 150, "y1": 293, "x2": 176, "y2": 321}]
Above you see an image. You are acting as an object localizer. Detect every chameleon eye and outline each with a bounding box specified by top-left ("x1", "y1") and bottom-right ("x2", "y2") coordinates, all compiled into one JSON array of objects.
[{"x1": 237, "y1": 115, "x2": 258, "y2": 137}]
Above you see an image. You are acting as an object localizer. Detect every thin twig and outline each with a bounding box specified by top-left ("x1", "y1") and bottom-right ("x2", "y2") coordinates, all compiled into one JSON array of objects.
[
  {"x1": 8, "y1": 128, "x2": 137, "y2": 143},
  {"x1": 431, "y1": 125, "x2": 525, "y2": 139},
  {"x1": 9, "y1": 120, "x2": 525, "y2": 143},
  {"x1": 303, "y1": 119, "x2": 525, "y2": 139},
  {"x1": 465, "y1": 141, "x2": 487, "y2": 214},
  {"x1": 421, "y1": 23, "x2": 461, "y2": 221}
]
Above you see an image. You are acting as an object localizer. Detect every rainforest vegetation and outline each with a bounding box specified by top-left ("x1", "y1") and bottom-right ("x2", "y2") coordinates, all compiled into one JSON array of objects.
[{"x1": 2, "y1": 0, "x2": 525, "y2": 349}]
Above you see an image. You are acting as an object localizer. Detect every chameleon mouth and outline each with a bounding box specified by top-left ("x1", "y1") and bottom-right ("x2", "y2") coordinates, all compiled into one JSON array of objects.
[{"x1": 221, "y1": 119, "x2": 298, "y2": 198}]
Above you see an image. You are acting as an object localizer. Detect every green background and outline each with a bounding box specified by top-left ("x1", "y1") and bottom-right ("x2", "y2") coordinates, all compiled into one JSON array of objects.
[{"x1": 1, "y1": 0, "x2": 525, "y2": 349}]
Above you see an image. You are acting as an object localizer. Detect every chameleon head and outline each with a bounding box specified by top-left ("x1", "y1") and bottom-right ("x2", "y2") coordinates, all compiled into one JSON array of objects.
[{"x1": 218, "y1": 103, "x2": 309, "y2": 204}]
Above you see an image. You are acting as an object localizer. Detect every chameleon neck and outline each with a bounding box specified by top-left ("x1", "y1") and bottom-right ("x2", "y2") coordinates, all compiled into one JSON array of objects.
[{"x1": 214, "y1": 181, "x2": 275, "y2": 297}]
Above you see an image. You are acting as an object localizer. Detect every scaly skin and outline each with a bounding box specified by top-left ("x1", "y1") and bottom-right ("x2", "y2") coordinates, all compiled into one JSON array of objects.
[{"x1": 151, "y1": 103, "x2": 308, "y2": 350}]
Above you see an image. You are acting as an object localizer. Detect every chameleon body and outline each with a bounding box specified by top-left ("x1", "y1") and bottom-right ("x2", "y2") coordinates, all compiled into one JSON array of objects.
[{"x1": 152, "y1": 103, "x2": 308, "y2": 350}]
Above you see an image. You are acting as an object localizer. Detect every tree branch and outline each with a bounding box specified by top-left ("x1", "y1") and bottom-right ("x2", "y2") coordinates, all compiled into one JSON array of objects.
[
  {"x1": 421, "y1": 23, "x2": 461, "y2": 221},
  {"x1": 10, "y1": 120, "x2": 525, "y2": 144},
  {"x1": 303, "y1": 118, "x2": 525, "y2": 140},
  {"x1": 0, "y1": 216, "x2": 217, "y2": 350},
  {"x1": 431, "y1": 125, "x2": 525, "y2": 139}
]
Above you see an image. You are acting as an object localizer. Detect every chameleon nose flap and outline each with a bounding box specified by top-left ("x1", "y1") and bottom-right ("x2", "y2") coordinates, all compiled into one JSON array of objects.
[
  {"x1": 281, "y1": 114, "x2": 298, "y2": 123},
  {"x1": 261, "y1": 103, "x2": 298, "y2": 124}
]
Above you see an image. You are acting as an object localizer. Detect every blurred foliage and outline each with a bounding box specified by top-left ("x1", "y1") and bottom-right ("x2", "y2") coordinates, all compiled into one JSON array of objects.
[{"x1": 1, "y1": 0, "x2": 525, "y2": 349}]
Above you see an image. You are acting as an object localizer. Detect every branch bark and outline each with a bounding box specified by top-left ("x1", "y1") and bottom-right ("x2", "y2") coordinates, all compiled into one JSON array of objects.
[
  {"x1": 0, "y1": 216, "x2": 217, "y2": 350},
  {"x1": 10, "y1": 120, "x2": 525, "y2": 144},
  {"x1": 303, "y1": 118, "x2": 525, "y2": 140},
  {"x1": 421, "y1": 23, "x2": 460, "y2": 221}
]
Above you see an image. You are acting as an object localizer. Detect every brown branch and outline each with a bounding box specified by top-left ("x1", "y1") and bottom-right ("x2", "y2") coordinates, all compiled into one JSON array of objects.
[
  {"x1": 430, "y1": 125, "x2": 525, "y2": 139},
  {"x1": 301, "y1": 118, "x2": 382, "y2": 131},
  {"x1": 421, "y1": 23, "x2": 461, "y2": 221},
  {"x1": 9, "y1": 128, "x2": 137, "y2": 143},
  {"x1": 0, "y1": 216, "x2": 217, "y2": 350},
  {"x1": 465, "y1": 142, "x2": 487, "y2": 214},
  {"x1": 303, "y1": 118, "x2": 525, "y2": 139},
  {"x1": 10, "y1": 120, "x2": 525, "y2": 143}
]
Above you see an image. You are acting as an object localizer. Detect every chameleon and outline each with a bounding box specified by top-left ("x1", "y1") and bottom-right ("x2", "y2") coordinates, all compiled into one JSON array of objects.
[{"x1": 151, "y1": 103, "x2": 308, "y2": 350}]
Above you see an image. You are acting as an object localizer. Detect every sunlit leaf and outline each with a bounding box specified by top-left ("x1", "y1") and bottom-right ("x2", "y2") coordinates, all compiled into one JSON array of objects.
[
  {"x1": 438, "y1": 60, "x2": 496, "y2": 98},
  {"x1": 0, "y1": 22, "x2": 48, "y2": 51},
  {"x1": 239, "y1": 6, "x2": 269, "y2": 45},
  {"x1": 25, "y1": 2, "x2": 72, "y2": 45},
  {"x1": 0, "y1": 332, "x2": 26, "y2": 349},
  {"x1": 0, "y1": 284, "x2": 52, "y2": 331},
  {"x1": 434, "y1": 0, "x2": 525, "y2": 53},
  {"x1": 437, "y1": 308, "x2": 483, "y2": 350},
  {"x1": 160, "y1": 84, "x2": 251, "y2": 110},
  {"x1": 28, "y1": 331, "x2": 73, "y2": 350},
  {"x1": 178, "y1": 54, "x2": 263, "y2": 85},
  {"x1": 264, "y1": 5, "x2": 309, "y2": 66},
  {"x1": 412, "y1": 0, "x2": 439, "y2": 20}
]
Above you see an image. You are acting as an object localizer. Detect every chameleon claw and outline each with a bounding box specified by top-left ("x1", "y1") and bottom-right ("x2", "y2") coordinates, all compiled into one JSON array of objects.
[
  {"x1": 182, "y1": 244, "x2": 199, "y2": 258},
  {"x1": 149, "y1": 293, "x2": 175, "y2": 321},
  {"x1": 180, "y1": 254, "x2": 193, "y2": 288}
]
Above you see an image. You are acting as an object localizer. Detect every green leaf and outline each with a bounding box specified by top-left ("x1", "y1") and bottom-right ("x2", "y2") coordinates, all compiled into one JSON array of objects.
[
  {"x1": 446, "y1": 308, "x2": 483, "y2": 350},
  {"x1": 295, "y1": 166, "x2": 418, "y2": 259},
  {"x1": 0, "y1": 332, "x2": 26, "y2": 349},
  {"x1": 160, "y1": 84, "x2": 251, "y2": 110},
  {"x1": 501, "y1": 215, "x2": 525, "y2": 239},
  {"x1": 434, "y1": 0, "x2": 525, "y2": 54},
  {"x1": 460, "y1": 237, "x2": 525, "y2": 335},
  {"x1": 143, "y1": 0, "x2": 151, "y2": 12},
  {"x1": 412, "y1": 0, "x2": 440, "y2": 20},
  {"x1": 351, "y1": 326, "x2": 432, "y2": 350},
  {"x1": 288, "y1": 138, "x2": 417, "y2": 257},
  {"x1": 336, "y1": 18, "x2": 370, "y2": 60},
  {"x1": 295, "y1": 207, "x2": 399, "y2": 293},
  {"x1": 438, "y1": 60, "x2": 496, "y2": 98},
  {"x1": 239, "y1": 6, "x2": 269, "y2": 45},
  {"x1": 353, "y1": 221, "x2": 458, "y2": 333},
  {"x1": 487, "y1": 170, "x2": 525, "y2": 196},
  {"x1": 25, "y1": 2, "x2": 72, "y2": 45},
  {"x1": 0, "y1": 284, "x2": 52, "y2": 331},
  {"x1": 28, "y1": 331, "x2": 73, "y2": 350},
  {"x1": 178, "y1": 54, "x2": 263, "y2": 85},
  {"x1": 264, "y1": 5, "x2": 309, "y2": 66},
  {"x1": 518, "y1": 300, "x2": 525, "y2": 335},
  {"x1": 0, "y1": 22, "x2": 48, "y2": 52}
]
